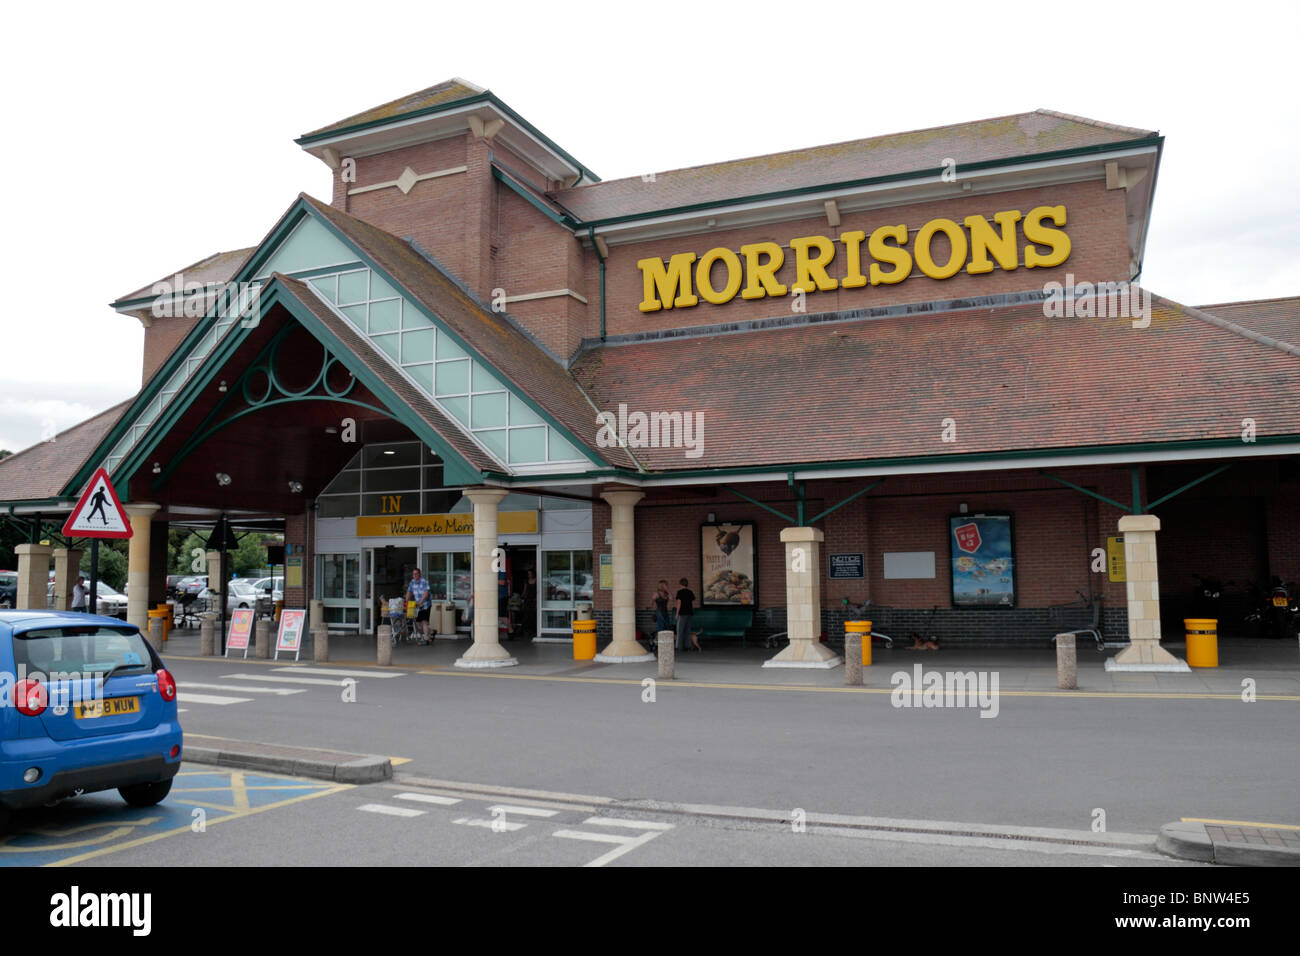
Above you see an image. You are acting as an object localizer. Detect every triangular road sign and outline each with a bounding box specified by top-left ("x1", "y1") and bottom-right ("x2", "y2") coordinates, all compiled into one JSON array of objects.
[{"x1": 63, "y1": 467, "x2": 134, "y2": 539}]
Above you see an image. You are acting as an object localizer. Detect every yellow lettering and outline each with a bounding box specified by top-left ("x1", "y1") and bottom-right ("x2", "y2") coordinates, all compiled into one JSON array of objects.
[
  {"x1": 695, "y1": 247, "x2": 743, "y2": 305},
  {"x1": 1023, "y1": 205, "x2": 1071, "y2": 268},
  {"x1": 839, "y1": 230, "x2": 868, "y2": 289},
  {"x1": 868, "y1": 224, "x2": 912, "y2": 285},
  {"x1": 739, "y1": 242, "x2": 787, "y2": 300},
  {"x1": 789, "y1": 235, "x2": 839, "y2": 293},
  {"x1": 380, "y1": 495, "x2": 402, "y2": 514},
  {"x1": 964, "y1": 209, "x2": 1022, "y2": 275},
  {"x1": 637, "y1": 252, "x2": 699, "y2": 312},
  {"x1": 914, "y1": 217, "x2": 968, "y2": 280}
]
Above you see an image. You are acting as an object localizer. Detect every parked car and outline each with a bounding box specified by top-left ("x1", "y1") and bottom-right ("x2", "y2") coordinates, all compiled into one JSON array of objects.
[
  {"x1": 165, "y1": 575, "x2": 187, "y2": 600},
  {"x1": 45, "y1": 581, "x2": 128, "y2": 618},
  {"x1": 0, "y1": 610, "x2": 183, "y2": 829},
  {"x1": 175, "y1": 576, "x2": 208, "y2": 599},
  {"x1": 252, "y1": 576, "x2": 284, "y2": 603},
  {"x1": 0, "y1": 572, "x2": 16, "y2": 609},
  {"x1": 202, "y1": 580, "x2": 264, "y2": 616}
]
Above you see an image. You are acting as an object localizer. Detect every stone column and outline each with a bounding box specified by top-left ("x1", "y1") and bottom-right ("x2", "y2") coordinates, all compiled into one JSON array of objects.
[
  {"x1": 51, "y1": 548, "x2": 83, "y2": 611},
  {"x1": 596, "y1": 489, "x2": 653, "y2": 662},
  {"x1": 1107, "y1": 514, "x2": 1189, "y2": 671},
  {"x1": 765, "y1": 527, "x2": 841, "y2": 668},
  {"x1": 206, "y1": 550, "x2": 223, "y2": 611},
  {"x1": 125, "y1": 504, "x2": 160, "y2": 632},
  {"x1": 455, "y1": 488, "x2": 516, "y2": 669},
  {"x1": 15, "y1": 543, "x2": 52, "y2": 610}
]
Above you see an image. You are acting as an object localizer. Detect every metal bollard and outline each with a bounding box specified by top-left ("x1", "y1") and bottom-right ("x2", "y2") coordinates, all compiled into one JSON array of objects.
[
  {"x1": 254, "y1": 617, "x2": 271, "y2": 659},
  {"x1": 844, "y1": 633, "x2": 863, "y2": 686},
  {"x1": 148, "y1": 616, "x2": 165, "y2": 649},
  {"x1": 377, "y1": 624, "x2": 392, "y2": 666},
  {"x1": 657, "y1": 630, "x2": 675, "y2": 679},
  {"x1": 1055, "y1": 633, "x2": 1077, "y2": 689},
  {"x1": 199, "y1": 618, "x2": 214, "y2": 656},
  {"x1": 312, "y1": 625, "x2": 329, "y2": 663}
]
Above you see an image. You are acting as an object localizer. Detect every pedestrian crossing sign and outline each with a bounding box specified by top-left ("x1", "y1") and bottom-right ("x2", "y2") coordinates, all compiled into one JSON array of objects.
[{"x1": 62, "y1": 467, "x2": 133, "y2": 539}]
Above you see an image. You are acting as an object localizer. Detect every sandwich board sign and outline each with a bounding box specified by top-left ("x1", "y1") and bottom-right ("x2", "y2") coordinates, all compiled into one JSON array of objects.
[
  {"x1": 226, "y1": 609, "x2": 254, "y2": 658},
  {"x1": 63, "y1": 468, "x2": 133, "y2": 539},
  {"x1": 274, "y1": 609, "x2": 306, "y2": 661}
]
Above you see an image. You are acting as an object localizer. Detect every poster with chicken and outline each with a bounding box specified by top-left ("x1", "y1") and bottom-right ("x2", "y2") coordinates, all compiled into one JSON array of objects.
[
  {"x1": 949, "y1": 514, "x2": 1016, "y2": 607},
  {"x1": 700, "y1": 522, "x2": 756, "y2": 605}
]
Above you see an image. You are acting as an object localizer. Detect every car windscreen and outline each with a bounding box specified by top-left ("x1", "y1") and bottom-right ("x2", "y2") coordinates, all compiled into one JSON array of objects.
[{"x1": 12, "y1": 626, "x2": 159, "y2": 678}]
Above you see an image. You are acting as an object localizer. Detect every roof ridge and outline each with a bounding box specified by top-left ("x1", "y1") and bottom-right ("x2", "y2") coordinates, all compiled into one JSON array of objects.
[
  {"x1": 1197, "y1": 294, "x2": 1300, "y2": 309},
  {"x1": 298, "y1": 78, "x2": 485, "y2": 139},
  {"x1": 564, "y1": 109, "x2": 1151, "y2": 194},
  {"x1": 1154, "y1": 293, "x2": 1300, "y2": 357},
  {"x1": 1033, "y1": 108, "x2": 1155, "y2": 137}
]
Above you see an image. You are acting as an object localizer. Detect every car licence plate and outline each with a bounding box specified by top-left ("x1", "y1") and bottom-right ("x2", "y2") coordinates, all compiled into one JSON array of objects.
[
  {"x1": 1273, "y1": 596, "x2": 1289, "y2": 607},
  {"x1": 74, "y1": 697, "x2": 140, "y2": 719}
]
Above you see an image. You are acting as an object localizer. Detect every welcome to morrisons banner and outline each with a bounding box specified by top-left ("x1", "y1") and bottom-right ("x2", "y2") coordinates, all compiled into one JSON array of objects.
[
  {"x1": 356, "y1": 511, "x2": 539, "y2": 538},
  {"x1": 637, "y1": 205, "x2": 1071, "y2": 312}
]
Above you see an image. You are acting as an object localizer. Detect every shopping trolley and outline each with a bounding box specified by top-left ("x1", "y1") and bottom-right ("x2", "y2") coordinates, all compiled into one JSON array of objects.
[{"x1": 387, "y1": 597, "x2": 416, "y2": 644}]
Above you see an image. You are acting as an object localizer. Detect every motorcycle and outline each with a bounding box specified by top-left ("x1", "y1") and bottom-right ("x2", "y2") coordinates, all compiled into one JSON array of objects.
[{"x1": 1245, "y1": 577, "x2": 1299, "y2": 640}]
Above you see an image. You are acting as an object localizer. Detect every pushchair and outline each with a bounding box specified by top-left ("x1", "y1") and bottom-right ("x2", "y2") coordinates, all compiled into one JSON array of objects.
[{"x1": 387, "y1": 597, "x2": 416, "y2": 645}]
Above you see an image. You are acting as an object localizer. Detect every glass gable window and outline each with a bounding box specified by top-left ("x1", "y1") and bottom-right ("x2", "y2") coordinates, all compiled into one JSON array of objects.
[{"x1": 317, "y1": 443, "x2": 462, "y2": 519}]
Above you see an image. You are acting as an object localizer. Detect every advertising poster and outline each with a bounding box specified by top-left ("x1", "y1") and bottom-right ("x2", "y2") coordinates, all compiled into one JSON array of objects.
[
  {"x1": 275, "y1": 609, "x2": 307, "y2": 660},
  {"x1": 700, "y1": 522, "x2": 756, "y2": 605},
  {"x1": 949, "y1": 514, "x2": 1015, "y2": 607},
  {"x1": 226, "y1": 609, "x2": 253, "y2": 657}
]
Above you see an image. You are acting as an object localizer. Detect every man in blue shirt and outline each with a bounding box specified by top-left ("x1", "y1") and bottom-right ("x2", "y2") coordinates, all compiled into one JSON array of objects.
[{"x1": 406, "y1": 568, "x2": 433, "y2": 644}]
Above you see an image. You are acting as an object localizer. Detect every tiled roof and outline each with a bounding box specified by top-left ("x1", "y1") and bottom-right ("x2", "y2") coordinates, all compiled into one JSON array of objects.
[
  {"x1": 554, "y1": 109, "x2": 1158, "y2": 222},
  {"x1": 1197, "y1": 296, "x2": 1300, "y2": 347},
  {"x1": 569, "y1": 293, "x2": 1300, "y2": 473},
  {"x1": 299, "y1": 78, "x2": 485, "y2": 140},
  {"x1": 299, "y1": 195, "x2": 635, "y2": 470},
  {"x1": 273, "y1": 275, "x2": 499, "y2": 472},
  {"x1": 116, "y1": 248, "x2": 257, "y2": 306},
  {"x1": 0, "y1": 401, "x2": 133, "y2": 502}
]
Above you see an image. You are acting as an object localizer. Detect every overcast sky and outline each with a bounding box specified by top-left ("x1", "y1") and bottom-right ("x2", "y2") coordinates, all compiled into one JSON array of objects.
[{"x1": 1, "y1": 0, "x2": 1296, "y2": 454}]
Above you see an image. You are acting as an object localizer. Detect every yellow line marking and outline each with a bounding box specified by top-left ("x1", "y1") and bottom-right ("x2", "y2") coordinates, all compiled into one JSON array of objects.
[
  {"x1": 229, "y1": 771, "x2": 250, "y2": 811},
  {"x1": 407, "y1": 668, "x2": 1300, "y2": 701},
  {"x1": 172, "y1": 785, "x2": 323, "y2": 793},
  {"x1": 1181, "y1": 817, "x2": 1300, "y2": 831},
  {"x1": 3, "y1": 827, "x2": 140, "y2": 853},
  {"x1": 390, "y1": 757, "x2": 412, "y2": 766},
  {"x1": 46, "y1": 781, "x2": 351, "y2": 867}
]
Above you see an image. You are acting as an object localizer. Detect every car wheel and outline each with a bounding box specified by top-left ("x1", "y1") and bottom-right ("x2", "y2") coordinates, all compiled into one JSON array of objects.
[
  {"x1": 238, "y1": 603, "x2": 248, "y2": 609},
  {"x1": 119, "y1": 779, "x2": 173, "y2": 807}
]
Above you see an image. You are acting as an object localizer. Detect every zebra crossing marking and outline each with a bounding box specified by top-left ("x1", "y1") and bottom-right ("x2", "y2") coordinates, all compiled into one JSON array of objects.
[
  {"x1": 221, "y1": 673, "x2": 350, "y2": 687},
  {"x1": 358, "y1": 803, "x2": 425, "y2": 818},
  {"x1": 177, "y1": 692, "x2": 252, "y2": 706},
  {"x1": 180, "y1": 681, "x2": 305, "y2": 696},
  {"x1": 488, "y1": 804, "x2": 559, "y2": 818},
  {"x1": 272, "y1": 667, "x2": 405, "y2": 679},
  {"x1": 396, "y1": 793, "x2": 462, "y2": 806}
]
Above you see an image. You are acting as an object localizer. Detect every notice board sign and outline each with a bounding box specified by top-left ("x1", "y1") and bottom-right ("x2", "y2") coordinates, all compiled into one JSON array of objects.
[
  {"x1": 274, "y1": 609, "x2": 307, "y2": 661},
  {"x1": 226, "y1": 609, "x2": 254, "y2": 658},
  {"x1": 1107, "y1": 535, "x2": 1126, "y2": 582},
  {"x1": 949, "y1": 514, "x2": 1016, "y2": 608},
  {"x1": 599, "y1": 553, "x2": 613, "y2": 590},
  {"x1": 828, "y1": 553, "x2": 864, "y2": 579}
]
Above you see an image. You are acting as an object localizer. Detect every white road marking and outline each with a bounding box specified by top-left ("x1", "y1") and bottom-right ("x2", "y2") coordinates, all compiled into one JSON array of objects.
[
  {"x1": 452, "y1": 817, "x2": 527, "y2": 832},
  {"x1": 396, "y1": 793, "x2": 462, "y2": 806},
  {"x1": 221, "y1": 673, "x2": 348, "y2": 686},
  {"x1": 178, "y1": 692, "x2": 252, "y2": 705},
  {"x1": 358, "y1": 803, "x2": 425, "y2": 817},
  {"x1": 488, "y1": 804, "x2": 559, "y2": 818},
  {"x1": 553, "y1": 830, "x2": 628, "y2": 845},
  {"x1": 178, "y1": 708, "x2": 188, "y2": 713},
  {"x1": 273, "y1": 667, "x2": 404, "y2": 678},
  {"x1": 552, "y1": 828, "x2": 667, "y2": 866},
  {"x1": 581, "y1": 817, "x2": 674, "y2": 831},
  {"x1": 180, "y1": 681, "x2": 305, "y2": 696}
]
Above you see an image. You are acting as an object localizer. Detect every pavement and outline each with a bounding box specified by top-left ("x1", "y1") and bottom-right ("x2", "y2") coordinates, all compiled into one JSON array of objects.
[{"x1": 153, "y1": 622, "x2": 1300, "y2": 866}]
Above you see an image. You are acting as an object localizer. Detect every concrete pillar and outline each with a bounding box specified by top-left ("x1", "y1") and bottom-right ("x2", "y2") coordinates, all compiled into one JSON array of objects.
[
  {"x1": 455, "y1": 488, "x2": 517, "y2": 669},
  {"x1": 657, "y1": 631, "x2": 675, "y2": 679},
  {"x1": 200, "y1": 618, "x2": 215, "y2": 656},
  {"x1": 312, "y1": 625, "x2": 329, "y2": 663},
  {"x1": 125, "y1": 503, "x2": 160, "y2": 632},
  {"x1": 51, "y1": 548, "x2": 83, "y2": 611},
  {"x1": 377, "y1": 624, "x2": 392, "y2": 666},
  {"x1": 1107, "y1": 514, "x2": 1188, "y2": 671},
  {"x1": 15, "y1": 543, "x2": 53, "y2": 610},
  {"x1": 206, "y1": 549, "x2": 223, "y2": 610},
  {"x1": 254, "y1": 616, "x2": 271, "y2": 659},
  {"x1": 844, "y1": 633, "x2": 863, "y2": 685},
  {"x1": 1056, "y1": 633, "x2": 1077, "y2": 689},
  {"x1": 596, "y1": 489, "x2": 654, "y2": 663},
  {"x1": 765, "y1": 527, "x2": 841, "y2": 668}
]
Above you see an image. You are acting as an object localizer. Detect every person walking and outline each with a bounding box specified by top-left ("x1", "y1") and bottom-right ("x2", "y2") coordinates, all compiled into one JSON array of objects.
[
  {"x1": 71, "y1": 575, "x2": 88, "y2": 613},
  {"x1": 675, "y1": 577, "x2": 697, "y2": 652},
  {"x1": 405, "y1": 568, "x2": 433, "y2": 644},
  {"x1": 651, "y1": 579, "x2": 672, "y2": 636}
]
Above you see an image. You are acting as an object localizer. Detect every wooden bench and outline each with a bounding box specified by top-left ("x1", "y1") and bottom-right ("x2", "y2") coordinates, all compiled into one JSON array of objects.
[{"x1": 688, "y1": 605, "x2": 755, "y2": 647}]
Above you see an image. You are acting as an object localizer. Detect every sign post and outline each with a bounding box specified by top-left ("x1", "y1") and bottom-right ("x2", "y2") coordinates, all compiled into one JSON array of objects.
[
  {"x1": 274, "y1": 609, "x2": 307, "y2": 662},
  {"x1": 62, "y1": 467, "x2": 133, "y2": 617}
]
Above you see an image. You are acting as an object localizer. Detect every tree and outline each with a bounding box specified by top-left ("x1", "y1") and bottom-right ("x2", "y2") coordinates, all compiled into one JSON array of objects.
[{"x1": 79, "y1": 541, "x2": 128, "y2": 591}]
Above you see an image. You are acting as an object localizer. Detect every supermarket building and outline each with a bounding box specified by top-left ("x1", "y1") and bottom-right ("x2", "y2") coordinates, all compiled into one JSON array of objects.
[{"x1": 2, "y1": 79, "x2": 1297, "y2": 669}]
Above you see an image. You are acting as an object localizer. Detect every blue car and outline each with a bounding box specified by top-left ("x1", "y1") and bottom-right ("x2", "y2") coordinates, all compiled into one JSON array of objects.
[{"x1": 0, "y1": 610, "x2": 182, "y2": 828}]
